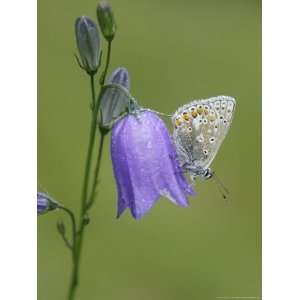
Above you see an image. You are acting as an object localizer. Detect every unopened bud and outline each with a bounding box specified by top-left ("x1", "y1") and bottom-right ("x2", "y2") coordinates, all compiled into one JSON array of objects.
[
  {"x1": 100, "y1": 67, "x2": 131, "y2": 128},
  {"x1": 75, "y1": 16, "x2": 101, "y2": 74},
  {"x1": 109, "y1": 67, "x2": 130, "y2": 90},
  {"x1": 97, "y1": 1, "x2": 116, "y2": 42},
  {"x1": 57, "y1": 221, "x2": 66, "y2": 235},
  {"x1": 37, "y1": 192, "x2": 59, "y2": 215}
]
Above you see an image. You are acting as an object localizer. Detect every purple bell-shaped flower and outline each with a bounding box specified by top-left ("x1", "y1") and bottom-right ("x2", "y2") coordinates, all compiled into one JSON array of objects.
[{"x1": 111, "y1": 110, "x2": 194, "y2": 219}]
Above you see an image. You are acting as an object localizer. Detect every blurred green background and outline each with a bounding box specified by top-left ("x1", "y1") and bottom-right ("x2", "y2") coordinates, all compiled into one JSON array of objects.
[{"x1": 38, "y1": 0, "x2": 261, "y2": 299}]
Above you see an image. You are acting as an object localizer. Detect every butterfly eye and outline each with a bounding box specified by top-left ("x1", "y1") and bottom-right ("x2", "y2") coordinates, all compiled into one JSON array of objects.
[
  {"x1": 187, "y1": 127, "x2": 192, "y2": 132},
  {"x1": 203, "y1": 119, "x2": 208, "y2": 124}
]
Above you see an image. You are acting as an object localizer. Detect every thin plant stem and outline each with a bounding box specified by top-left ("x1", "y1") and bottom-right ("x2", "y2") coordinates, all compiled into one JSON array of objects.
[
  {"x1": 100, "y1": 41, "x2": 112, "y2": 86},
  {"x1": 90, "y1": 74, "x2": 96, "y2": 110},
  {"x1": 57, "y1": 206, "x2": 77, "y2": 300},
  {"x1": 86, "y1": 41, "x2": 112, "y2": 210},
  {"x1": 67, "y1": 42, "x2": 112, "y2": 300},
  {"x1": 86, "y1": 129, "x2": 107, "y2": 210},
  {"x1": 59, "y1": 231, "x2": 73, "y2": 250},
  {"x1": 59, "y1": 206, "x2": 77, "y2": 252},
  {"x1": 86, "y1": 41, "x2": 112, "y2": 211},
  {"x1": 67, "y1": 81, "x2": 99, "y2": 300}
]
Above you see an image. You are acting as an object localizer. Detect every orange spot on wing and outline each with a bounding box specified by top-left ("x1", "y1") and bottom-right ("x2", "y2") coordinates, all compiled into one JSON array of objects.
[{"x1": 191, "y1": 111, "x2": 198, "y2": 118}]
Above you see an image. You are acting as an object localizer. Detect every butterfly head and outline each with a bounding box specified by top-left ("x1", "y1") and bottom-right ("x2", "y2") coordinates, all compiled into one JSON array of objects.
[
  {"x1": 184, "y1": 164, "x2": 214, "y2": 181},
  {"x1": 202, "y1": 168, "x2": 214, "y2": 180},
  {"x1": 187, "y1": 166, "x2": 229, "y2": 199}
]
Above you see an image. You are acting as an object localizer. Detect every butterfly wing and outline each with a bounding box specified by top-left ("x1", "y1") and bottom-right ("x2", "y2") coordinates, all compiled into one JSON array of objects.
[
  {"x1": 172, "y1": 96, "x2": 236, "y2": 170},
  {"x1": 173, "y1": 128, "x2": 193, "y2": 168}
]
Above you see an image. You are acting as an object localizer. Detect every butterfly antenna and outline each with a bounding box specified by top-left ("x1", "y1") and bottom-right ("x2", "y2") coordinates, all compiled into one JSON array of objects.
[
  {"x1": 212, "y1": 173, "x2": 229, "y2": 200},
  {"x1": 144, "y1": 108, "x2": 172, "y2": 117}
]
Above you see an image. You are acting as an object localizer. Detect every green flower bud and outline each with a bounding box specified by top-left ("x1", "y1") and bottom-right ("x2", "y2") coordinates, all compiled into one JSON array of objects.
[
  {"x1": 97, "y1": 1, "x2": 116, "y2": 42},
  {"x1": 57, "y1": 221, "x2": 66, "y2": 235},
  {"x1": 75, "y1": 16, "x2": 101, "y2": 74}
]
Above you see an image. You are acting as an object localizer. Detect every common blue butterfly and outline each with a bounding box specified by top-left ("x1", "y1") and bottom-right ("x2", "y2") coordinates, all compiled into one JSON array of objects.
[{"x1": 172, "y1": 96, "x2": 236, "y2": 189}]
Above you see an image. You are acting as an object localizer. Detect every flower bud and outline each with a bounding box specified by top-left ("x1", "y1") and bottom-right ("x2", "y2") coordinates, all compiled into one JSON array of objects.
[
  {"x1": 100, "y1": 67, "x2": 131, "y2": 128},
  {"x1": 37, "y1": 192, "x2": 59, "y2": 215},
  {"x1": 110, "y1": 67, "x2": 130, "y2": 90},
  {"x1": 97, "y1": 1, "x2": 116, "y2": 42},
  {"x1": 57, "y1": 221, "x2": 66, "y2": 235},
  {"x1": 75, "y1": 16, "x2": 101, "y2": 74}
]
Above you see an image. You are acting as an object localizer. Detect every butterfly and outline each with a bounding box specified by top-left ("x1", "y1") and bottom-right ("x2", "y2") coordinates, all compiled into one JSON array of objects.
[{"x1": 171, "y1": 95, "x2": 236, "y2": 192}]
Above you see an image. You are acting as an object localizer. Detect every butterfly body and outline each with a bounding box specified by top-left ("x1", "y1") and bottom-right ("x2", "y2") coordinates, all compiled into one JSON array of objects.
[{"x1": 172, "y1": 95, "x2": 236, "y2": 182}]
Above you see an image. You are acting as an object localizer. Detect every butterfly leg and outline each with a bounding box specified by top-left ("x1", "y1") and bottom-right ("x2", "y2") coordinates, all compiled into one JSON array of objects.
[{"x1": 190, "y1": 174, "x2": 197, "y2": 185}]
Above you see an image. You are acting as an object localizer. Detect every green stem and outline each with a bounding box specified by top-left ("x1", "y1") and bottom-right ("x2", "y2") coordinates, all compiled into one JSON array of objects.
[
  {"x1": 68, "y1": 87, "x2": 99, "y2": 300},
  {"x1": 67, "y1": 42, "x2": 112, "y2": 300},
  {"x1": 59, "y1": 206, "x2": 77, "y2": 252},
  {"x1": 90, "y1": 74, "x2": 96, "y2": 110},
  {"x1": 86, "y1": 41, "x2": 112, "y2": 211},
  {"x1": 86, "y1": 129, "x2": 107, "y2": 210},
  {"x1": 100, "y1": 41, "x2": 112, "y2": 86},
  {"x1": 59, "y1": 232, "x2": 72, "y2": 250},
  {"x1": 57, "y1": 206, "x2": 77, "y2": 300},
  {"x1": 87, "y1": 41, "x2": 112, "y2": 210}
]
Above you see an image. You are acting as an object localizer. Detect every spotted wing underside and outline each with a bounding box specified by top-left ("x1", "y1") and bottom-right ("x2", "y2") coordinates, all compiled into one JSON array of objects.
[{"x1": 172, "y1": 96, "x2": 236, "y2": 170}]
